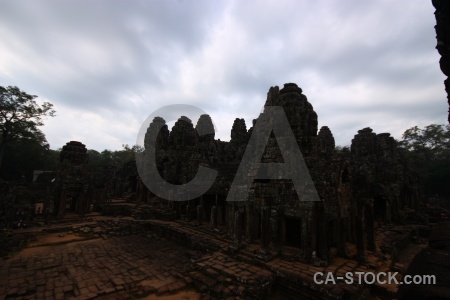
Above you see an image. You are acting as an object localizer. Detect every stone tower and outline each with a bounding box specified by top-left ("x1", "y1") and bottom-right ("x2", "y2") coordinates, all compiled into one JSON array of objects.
[{"x1": 55, "y1": 141, "x2": 91, "y2": 218}]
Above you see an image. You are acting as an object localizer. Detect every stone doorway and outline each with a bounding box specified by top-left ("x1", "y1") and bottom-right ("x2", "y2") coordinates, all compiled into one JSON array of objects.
[
  {"x1": 374, "y1": 195, "x2": 386, "y2": 224},
  {"x1": 328, "y1": 220, "x2": 338, "y2": 247},
  {"x1": 128, "y1": 176, "x2": 137, "y2": 193},
  {"x1": 285, "y1": 217, "x2": 302, "y2": 248},
  {"x1": 202, "y1": 194, "x2": 215, "y2": 222}
]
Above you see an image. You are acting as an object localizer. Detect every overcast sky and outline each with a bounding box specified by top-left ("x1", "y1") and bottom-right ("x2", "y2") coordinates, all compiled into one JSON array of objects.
[{"x1": 0, "y1": 0, "x2": 447, "y2": 151}]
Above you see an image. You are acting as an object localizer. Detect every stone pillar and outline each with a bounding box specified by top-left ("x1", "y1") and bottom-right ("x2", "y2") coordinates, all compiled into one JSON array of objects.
[
  {"x1": 234, "y1": 211, "x2": 243, "y2": 246},
  {"x1": 218, "y1": 203, "x2": 223, "y2": 225},
  {"x1": 57, "y1": 188, "x2": 66, "y2": 219},
  {"x1": 355, "y1": 215, "x2": 367, "y2": 263},
  {"x1": 174, "y1": 202, "x2": 180, "y2": 219},
  {"x1": 245, "y1": 202, "x2": 254, "y2": 242},
  {"x1": 270, "y1": 215, "x2": 279, "y2": 248},
  {"x1": 337, "y1": 219, "x2": 348, "y2": 257},
  {"x1": 301, "y1": 217, "x2": 313, "y2": 262},
  {"x1": 178, "y1": 202, "x2": 183, "y2": 219},
  {"x1": 196, "y1": 204, "x2": 203, "y2": 226},
  {"x1": 385, "y1": 199, "x2": 392, "y2": 224},
  {"x1": 136, "y1": 180, "x2": 142, "y2": 204},
  {"x1": 365, "y1": 206, "x2": 376, "y2": 252},
  {"x1": 260, "y1": 206, "x2": 271, "y2": 253},
  {"x1": 279, "y1": 217, "x2": 286, "y2": 249},
  {"x1": 199, "y1": 196, "x2": 206, "y2": 221},
  {"x1": 81, "y1": 186, "x2": 90, "y2": 215},
  {"x1": 78, "y1": 193, "x2": 86, "y2": 215},
  {"x1": 413, "y1": 189, "x2": 420, "y2": 212},
  {"x1": 185, "y1": 204, "x2": 191, "y2": 221},
  {"x1": 210, "y1": 206, "x2": 218, "y2": 231},
  {"x1": 142, "y1": 183, "x2": 148, "y2": 204},
  {"x1": 228, "y1": 204, "x2": 235, "y2": 238},
  {"x1": 316, "y1": 212, "x2": 329, "y2": 262}
]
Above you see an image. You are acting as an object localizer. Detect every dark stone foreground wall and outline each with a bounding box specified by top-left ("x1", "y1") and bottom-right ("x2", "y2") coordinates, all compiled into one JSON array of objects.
[{"x1": 432, "y1": 0, "x2": 450, "y2": 123}]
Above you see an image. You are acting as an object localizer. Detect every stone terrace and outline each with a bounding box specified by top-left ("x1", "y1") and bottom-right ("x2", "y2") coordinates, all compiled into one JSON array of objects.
[
  {"x1": 0, "y1": 233, "x2": 195, "y2": 300},
  {"x1": 0, "y1": 215, "x2": 423, "y2": 300}
]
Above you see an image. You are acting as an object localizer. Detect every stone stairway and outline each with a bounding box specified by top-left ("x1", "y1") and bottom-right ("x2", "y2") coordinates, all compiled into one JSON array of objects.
[
  {"x1": 101, "y1": 196, "x2": 135, "y2": 216},
  {"x1": 131, "y1": 205, "x2": 177, "y2": 220},
  {"x1": 140, "y1": 218, "x2": 402, "y2": 299},
  {"x1": 47, "y1": 215, "x2": 410, "y2": 299},
  {"x1": 190, "y1": 251, "x2": 275, "y2": 299}
]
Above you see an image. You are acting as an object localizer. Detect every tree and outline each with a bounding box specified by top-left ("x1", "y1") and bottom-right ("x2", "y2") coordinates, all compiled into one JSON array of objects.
[
  {"x1": 399, "y1": 124, "x2": 450, "y2": 202},
  {"x1": 0, "y1": 86, "x2": 56, "y2": 175},
  {"x1": 399, "y1": 124, "x2": 450, "y2": 160},
  {"x1": 113, "y1": 144, "x2": 143, "y2": 166},
  {"x1": 2, "y1": 138, "x2": 47, "y2": 181},
  {"x1": 86, "y1": 145, "x2": 143, "y2": 173},
  {"x1": 335, "y1": 145, "x2": 350, "y2": 152}
]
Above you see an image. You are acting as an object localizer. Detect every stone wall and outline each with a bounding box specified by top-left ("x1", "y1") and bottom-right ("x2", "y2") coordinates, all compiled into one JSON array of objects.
[
  {"x1": 136, "y1": 83, "x2": 421, "y2": 265},
  {"x1": 432, "y1": 0, "x2": 450, "y2": 122}
]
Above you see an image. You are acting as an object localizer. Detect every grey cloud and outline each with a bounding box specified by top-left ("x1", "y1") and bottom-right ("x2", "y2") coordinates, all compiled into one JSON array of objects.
[
  {"x1": 0, "y1": 0, "x2": 446, "y2": 151},
  {"x1": 0, "y1": 0, "x2": 224, "y2": 110}
]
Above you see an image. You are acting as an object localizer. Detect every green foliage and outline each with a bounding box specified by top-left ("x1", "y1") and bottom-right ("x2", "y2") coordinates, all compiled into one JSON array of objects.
[
  {"x1": 335, "y1": 145, "x2": 350, "y2": 152},
  {"x1": 0, "y1": 86, "x2": 55, "y2": 142},
  {"x1": 0, "y1": 138, "x2": 58, "y2": 181},
  {"x1": 399, "y1": 124, "x2": 450, "y2": 160},
  {"x1": 87, "y1": 144, "x2": 143, "y2": 172},
  {"x1": 0, "y1": 86, "x2": 56, "y2": 177},
  {"x1": 399, "y1": 124, "x2": 450, "y2": 200},
  {"x1": 114, "y1": 144, "x2": 143, "y2": 166}
]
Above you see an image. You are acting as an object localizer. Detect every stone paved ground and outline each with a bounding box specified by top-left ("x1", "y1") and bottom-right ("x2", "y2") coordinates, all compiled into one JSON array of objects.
[
  {"x1": 0, "y1": 235, "x2": 198, "y2": 300},
  {"x1": 1, "y1": 216, "x2": 429, "y2": 300}
]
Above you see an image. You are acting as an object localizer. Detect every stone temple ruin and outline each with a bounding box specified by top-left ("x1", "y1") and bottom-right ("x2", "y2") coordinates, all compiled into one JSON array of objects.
[
  {"x1": 3, "y1": 83, "x2": 445, "y2": 300},
  {"x1": 432, "y1": 0, "x2": 450, "y2": 122},
  {"x1": 54, "y1": 141, "x2": 92, "y2": 219},
  {"x1": 135, "y1": 83, "x2": 421, "y2": 266}
]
